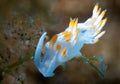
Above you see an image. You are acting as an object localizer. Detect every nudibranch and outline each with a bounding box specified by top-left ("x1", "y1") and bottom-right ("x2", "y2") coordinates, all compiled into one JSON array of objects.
[{"x1": 34, "y1": 4, "x2": 107, "y2": 77}]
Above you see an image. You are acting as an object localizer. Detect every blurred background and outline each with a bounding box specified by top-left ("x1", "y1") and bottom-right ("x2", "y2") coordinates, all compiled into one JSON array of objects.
[{"x1": 0, "y1": 0, "x2": 120, "y2": 84}]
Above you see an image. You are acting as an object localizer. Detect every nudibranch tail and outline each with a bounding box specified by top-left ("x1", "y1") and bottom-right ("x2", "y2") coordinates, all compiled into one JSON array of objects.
[{"x1": 34, "y1": 32, "x2": 47, "y2": 68}]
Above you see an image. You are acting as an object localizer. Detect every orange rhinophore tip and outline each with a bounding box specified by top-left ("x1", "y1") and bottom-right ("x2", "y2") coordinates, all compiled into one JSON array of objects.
[
  {"x1": 69, "y1": 19, "x2": 75, "y2": 28},
  {"x1": 74, "y1": 18, "x2": 78, "y2": 27},
  {"x1": 69, "y1": 18, "x2": 78, "y2": 28}
]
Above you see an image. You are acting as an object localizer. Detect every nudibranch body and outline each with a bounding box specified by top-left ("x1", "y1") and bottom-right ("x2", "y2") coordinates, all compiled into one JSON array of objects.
[{"x1": 34, "y1": 4, "x2": 107, "y2": 77}]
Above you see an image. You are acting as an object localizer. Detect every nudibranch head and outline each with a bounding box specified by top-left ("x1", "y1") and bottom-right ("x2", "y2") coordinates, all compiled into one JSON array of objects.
[{"x1": 34, "y1": 3, "x2": 107, "y2": 77}]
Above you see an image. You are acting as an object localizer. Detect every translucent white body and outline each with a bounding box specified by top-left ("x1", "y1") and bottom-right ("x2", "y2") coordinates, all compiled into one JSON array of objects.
[{"x1": 34, "y1": 4, "x2": 107, "y2": 77}]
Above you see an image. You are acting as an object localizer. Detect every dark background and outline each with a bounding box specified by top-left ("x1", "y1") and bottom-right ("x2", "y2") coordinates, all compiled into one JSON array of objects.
[{"x1": 0, "y1": 0, "x2": 120, "y2": 84}]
